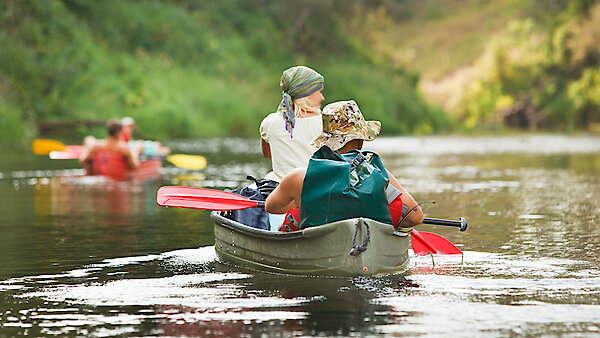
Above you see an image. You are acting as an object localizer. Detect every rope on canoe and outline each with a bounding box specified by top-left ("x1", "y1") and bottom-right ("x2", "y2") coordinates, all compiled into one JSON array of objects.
[{"x1": 349, "y1": 219, "x2": 370, "y2": 256}]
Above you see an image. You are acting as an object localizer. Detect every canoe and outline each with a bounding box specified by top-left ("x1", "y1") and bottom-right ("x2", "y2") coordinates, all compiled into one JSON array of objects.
[
  {"x1": 87, "y1": 151, "x2": 162, "y2": 181},
  {"x1": 125, "y1": 158, "x2": 162, "y2": 180},
  {"x1": 211, "y1": 211, "x2": 411, "y2": 276}
]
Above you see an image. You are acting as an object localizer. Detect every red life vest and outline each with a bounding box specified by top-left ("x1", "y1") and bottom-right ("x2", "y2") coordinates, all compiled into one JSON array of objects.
[
  {"x1": 278, "y1": 208, "x2": 300, "y2": 232},
  {"x1": 90, "y1": 150, "x2": 129, "y2": 180},
  {"x1": 389, "y1": 194, "x2": 403, "y2": 226}
]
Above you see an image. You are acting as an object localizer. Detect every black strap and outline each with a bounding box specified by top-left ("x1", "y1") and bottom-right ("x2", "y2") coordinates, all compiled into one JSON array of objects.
[
  {"x1": 349, "y1": 220, "x2": 370, "y2": 256},
  {"x1": 350, "y1": 152, "x2": 366, "y2": 171},
  {"x1": 246, "y1": 175, "x2": 279, "y2": 198}
]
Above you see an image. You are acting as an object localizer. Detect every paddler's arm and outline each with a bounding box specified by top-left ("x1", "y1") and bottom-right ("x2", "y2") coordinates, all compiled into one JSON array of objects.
[
  {"x1": 79, "y1": 147, "x2": 91, "y2": 164},
  {"x1": 265, "y1": 167, "x2": 305, "y2": 214},
  {"x1": 261, "y1": 138, "x2": 271, "y2": 159},
  {"x1": 79, "y1": 143, "x2": 101, "y2": 165},
  {"x1": 259, "y1": 117, "x2": 272, "y2": 159},
  {"x1": 79, "y1": 136, "x2": 97, "y2": 164},
  {"x1": 79, "y1": 144, "x2": 97, "y2": 176},
  {"x1": 386, "y1": 169, "x2": 423, "y2": 226}
]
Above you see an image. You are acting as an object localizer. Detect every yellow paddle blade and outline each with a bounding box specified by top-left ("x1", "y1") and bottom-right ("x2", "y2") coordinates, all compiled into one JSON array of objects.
[
  {"x1": 166, "y1": 154, "x2": 207, "y2": 170},
  {"x1": 32, "y1": 139, "x2": 67, "y2": 155}
]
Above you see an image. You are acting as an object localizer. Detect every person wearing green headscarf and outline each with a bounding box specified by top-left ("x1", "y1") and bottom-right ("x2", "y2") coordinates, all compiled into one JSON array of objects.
[
  {"x1": 259, "y1": 66, "x2": 325, "y2": 182},
  {"x1": 265, "y1": 100, "x2": 424, "y2": 230}
]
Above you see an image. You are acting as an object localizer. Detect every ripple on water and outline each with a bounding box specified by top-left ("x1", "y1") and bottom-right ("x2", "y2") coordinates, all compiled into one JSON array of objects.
[
  {"x1": 1, "y1": 246, "x2": 313, "y2": 336},
  {"x1": 365, "y1": 135, "x2": 600, "y2": 155},
  {"x1": 1, "y1": 248, "x2": 599, "y2": 337},
  {"x1": 1, "y1": 135, "x2": 599, "y2": 336},
  {"x1": 369, "y1": 251, "x2": 600, "y2": 336}
]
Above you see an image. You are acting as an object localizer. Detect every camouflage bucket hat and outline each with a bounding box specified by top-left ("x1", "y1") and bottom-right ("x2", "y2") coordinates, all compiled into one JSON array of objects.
[{"x1": 312, "y1": 100, "x2": 381, "y2": 151}]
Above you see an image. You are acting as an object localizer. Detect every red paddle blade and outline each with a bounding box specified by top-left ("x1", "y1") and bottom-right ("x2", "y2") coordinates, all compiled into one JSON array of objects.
[
  {"x1": 411, "y1": 230, "x2": 462, "y2": 255},
  {"x1": 49, "y1": 145, "x2": 84, "y2": 159},
  {"x1": 157, "y1": 186, "x2": 259, "y2": 211}
]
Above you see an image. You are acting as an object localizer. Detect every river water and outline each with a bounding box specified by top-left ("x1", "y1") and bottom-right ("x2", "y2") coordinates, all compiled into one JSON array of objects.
[{"x1": 0, "y1": 135, "x2": 599, "y2": 337}]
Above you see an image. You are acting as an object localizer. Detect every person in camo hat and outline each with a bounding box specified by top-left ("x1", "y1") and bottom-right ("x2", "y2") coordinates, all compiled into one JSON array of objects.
[
  {"x1": 265, "y1": 100, "x2": 423, "y2": 230},
  {"x1": 312, "y1": 100, "x2": 381, "y2": 151},
  {"x1": 259, "y1": 66, "x2": 325, "y2": 182}
]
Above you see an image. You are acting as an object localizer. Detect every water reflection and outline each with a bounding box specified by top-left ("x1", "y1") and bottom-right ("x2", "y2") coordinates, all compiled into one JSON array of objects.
[
  {"x1": 1, "y1": 247, "x2": 404, "y2": 336},
  {"x1": 1, "y1": 247, "x2": 598, "y2": 336},
  {"x1": 0, "y1": 135, "x2": 599, "y2": 336}
]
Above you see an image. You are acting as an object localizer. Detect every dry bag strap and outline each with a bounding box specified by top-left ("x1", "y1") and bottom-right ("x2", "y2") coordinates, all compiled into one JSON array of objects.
[
  {"x1": 386, "y1": 184, "x2": 401, "y2": 203},
  {"x1": 349, "y1": 219, "x2": 370, "y2": 256},
  {"x1": 350, "y1": 152, "x2": 366, "y2": 171}
]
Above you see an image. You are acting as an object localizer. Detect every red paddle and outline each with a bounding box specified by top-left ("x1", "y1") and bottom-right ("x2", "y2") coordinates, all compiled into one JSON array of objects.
[
  {"x1": 157, "y1": 186, "x2": 466, "y2": 255},
  {"x1": 49, "y1": 145, "x2": 84, "y2": 159},
  {"x1": 157, "y1": 186, "x2": 264, "y2": 211},
  {"x1": 410, "y1": 229, "x2": 462, "y2": 255}
]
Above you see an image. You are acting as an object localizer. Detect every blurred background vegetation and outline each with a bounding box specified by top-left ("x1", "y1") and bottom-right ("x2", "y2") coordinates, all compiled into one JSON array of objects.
[{"x1": 0, "y1": 0, "x2": 599, "y2": 145}]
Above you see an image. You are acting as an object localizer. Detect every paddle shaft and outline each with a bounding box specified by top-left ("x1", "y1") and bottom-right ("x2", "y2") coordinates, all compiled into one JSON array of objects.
[
  {"x1": 158, "y1": 186, "x2": 467, "y2": 232},
  {"x1": 258, "y1": 202, "x2": 466, "y2": 231},
  {"x1": 230, "y1": 200, "x2": 467, "y2": 231},
  {"x1": 423, "y1": 217, "x2": 468, "y2": 231},
  {"x1": 39, "y1": 138, "x2": 207, "y2": 170}
]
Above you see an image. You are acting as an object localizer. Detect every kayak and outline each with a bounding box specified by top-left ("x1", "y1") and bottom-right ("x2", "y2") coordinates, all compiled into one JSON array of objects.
[
  {"x1": 87, "y1": 151, "x2": 162, "y2": 181},
  {"x1": 210, "y1": 211, "x2": 411, "y2": 276}
]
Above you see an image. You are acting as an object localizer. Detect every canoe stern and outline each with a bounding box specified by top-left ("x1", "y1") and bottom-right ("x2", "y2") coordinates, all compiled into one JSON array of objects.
[{"x1": 212, "y1": 212, "x2": 410, "y2": 277}]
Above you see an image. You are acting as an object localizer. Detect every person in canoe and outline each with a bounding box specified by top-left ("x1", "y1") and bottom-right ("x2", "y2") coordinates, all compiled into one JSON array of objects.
[
  {"x1": 260, "y1": 65, "x2": 325, "y2": 182},
  {"x1": 121, "y1": 116, "x2": 171, "y2": 157},
  {"x1": 265, "y1": 100, "x2": 424, "y2": 230},
  {"x1": 79, "y1": 119, "x2": 139, "y2": 177},
  {"x1": 121, "y1": 116, "x2": 136, "y2": 142}
]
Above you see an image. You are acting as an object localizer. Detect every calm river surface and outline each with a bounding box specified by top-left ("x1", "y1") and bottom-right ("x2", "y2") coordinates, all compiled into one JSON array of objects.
[{"x1": 1, "y1": 135, "x2": 599, "y2": 337}]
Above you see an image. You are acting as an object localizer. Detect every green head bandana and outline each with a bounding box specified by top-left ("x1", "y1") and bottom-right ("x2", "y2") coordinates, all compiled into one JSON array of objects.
[
  {"x1": 277, "y1": 66, "x2": 324, "y2": 138},
  {"x1": 312, "y1": 100, "x2": 381, "y2": 151}
]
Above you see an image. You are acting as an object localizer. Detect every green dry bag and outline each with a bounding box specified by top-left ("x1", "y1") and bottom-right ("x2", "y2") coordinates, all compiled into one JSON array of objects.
[{"x1": 299, "y1": 146, "x2": 392, "y2": 228}]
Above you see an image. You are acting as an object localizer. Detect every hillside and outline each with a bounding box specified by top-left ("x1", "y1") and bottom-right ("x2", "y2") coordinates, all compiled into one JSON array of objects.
[
  {"x1": 382, "y1": 0, "x2": 600, "y2": 131},
  {"x1": 0, "y1": 0, "x2": 598, "y2": 144}
]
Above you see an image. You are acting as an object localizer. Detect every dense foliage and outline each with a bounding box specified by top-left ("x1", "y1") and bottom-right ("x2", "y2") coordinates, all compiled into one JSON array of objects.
[
  {"x1": 0, "y1": 0, "x2": 598, "y2": 145},
  {"x1": 0, "y1": 0, "x2": 447, "y2": 144},
  {"x1": 449, "y1": 1, "x2": 600, "y2": 131}
]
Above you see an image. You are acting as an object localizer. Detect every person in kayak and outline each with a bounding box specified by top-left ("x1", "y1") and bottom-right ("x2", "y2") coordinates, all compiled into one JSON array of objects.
[
  {"x1": 120, "y1": 116, "x2": 171, "y2": 157},
  {"x1": 259, "y1": 65, "x2": 325, "y2": 182},
  {"x1": 121, "y1": 116, "x2": 136, "y2": 142},
  {"x1": 79, "y1": 119, "x2": 139, "y2": 176},
  {"x1": 265, "y1": 100, "x2": 424, "y2": 229}
]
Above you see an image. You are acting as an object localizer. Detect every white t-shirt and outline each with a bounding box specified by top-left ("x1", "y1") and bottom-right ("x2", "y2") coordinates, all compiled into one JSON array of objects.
[{"x1": 260, "y1": 113, "x2": 323, "y2": 181}]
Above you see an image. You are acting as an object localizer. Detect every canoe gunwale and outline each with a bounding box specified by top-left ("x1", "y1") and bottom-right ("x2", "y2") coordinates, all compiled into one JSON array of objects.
[
  {"x1": 211, "y1": 211, "x2": 309, "y2": 240},
  {"x1": 211, "y1": 211, "x2": 409, "y2": 240}
]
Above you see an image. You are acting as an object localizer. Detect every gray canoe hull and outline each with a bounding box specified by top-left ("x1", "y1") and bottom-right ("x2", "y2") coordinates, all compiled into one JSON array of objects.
[{"x1": 211, "y1": 211, "x2": 410, "y2": 276}]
